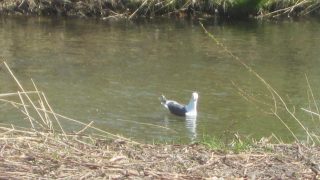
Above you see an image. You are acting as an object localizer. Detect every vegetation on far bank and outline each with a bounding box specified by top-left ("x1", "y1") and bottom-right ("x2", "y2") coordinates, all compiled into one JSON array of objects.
[{"x1": 0, "y1": 0, "x2": 320, "y2": 19}]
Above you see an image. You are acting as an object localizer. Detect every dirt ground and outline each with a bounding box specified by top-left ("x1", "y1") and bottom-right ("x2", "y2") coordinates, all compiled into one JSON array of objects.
[{"x1": 0, "y1": 135, "x2": 319, "y2": 179}]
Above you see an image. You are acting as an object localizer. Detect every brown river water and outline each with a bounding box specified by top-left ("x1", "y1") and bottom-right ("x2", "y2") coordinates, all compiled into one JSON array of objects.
[{"x1": 1, "y1": 16, "x2": 320, "y2": 143}]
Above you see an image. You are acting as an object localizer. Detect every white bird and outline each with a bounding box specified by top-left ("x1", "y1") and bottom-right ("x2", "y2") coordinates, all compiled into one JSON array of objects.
[{"x1": 160, "y1": 92, "x2": 198, "y2": 117}]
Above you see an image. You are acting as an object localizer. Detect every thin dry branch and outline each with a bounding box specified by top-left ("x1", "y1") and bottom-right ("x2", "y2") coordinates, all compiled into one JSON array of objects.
[
  {"x1": 129, "y1": 0, "x2": 149, "y2": 19},
  {"x1": 41, "y1": 92, "x2": 66, "y2": 135},
  {"x1": 305, "y1": 74, "x2": 320, "y2": 122},
  {"x1": 302, "y1": 3, "x2": 320, "y2": 15},
  {"x1": 0, "y1": 91, "x2": 40, "y2": 97},
  {"x1": 1, "y1": 60, "x2": 138, "y2": 144},
  {"x1": 31, "y1": 79, "x2": 52, "y2": 130},
  {"x1": 3, "y1": 62, "x2": 47, "y2": 127},
  {"x1": 273, "y1": 112, "x2": 299, "y2": 142},
  {"x1": 258, "y1": 0, "x2": 312, "y2": 18},
  {"x1": 76, "y1": 121, "x2": 94, "y2": 135},
  {"x1": 0, "y1": 98, "x2": 26, "y2": 106},
  {"x1": 199, "y1": 22, "x2": 314, "y2": 143},
  {"x1": 17, "y1": 91, "x2": 35, "y2": 130}
]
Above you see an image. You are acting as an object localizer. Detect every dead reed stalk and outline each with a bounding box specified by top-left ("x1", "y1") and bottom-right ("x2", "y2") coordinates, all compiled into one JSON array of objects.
[
  {"x1": 200, "y1": 22, "x2": 318, "y2": 144},
  {"x1": 0, "y1": 60, "x2": 139, "y2": 143}
]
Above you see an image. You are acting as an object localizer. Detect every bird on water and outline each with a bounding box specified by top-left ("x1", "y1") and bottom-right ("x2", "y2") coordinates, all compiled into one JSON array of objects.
[{"x1": 160, "y1": 92, "x2": 198, "y2": 117}]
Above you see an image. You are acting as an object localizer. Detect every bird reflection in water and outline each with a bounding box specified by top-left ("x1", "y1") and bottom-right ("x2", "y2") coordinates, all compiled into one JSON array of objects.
[
  {"x1": 185, "y1": 116, "x2": 197, "y2": 142},
  {"x1": 163, "y1": 115, "x2": 197, "y2": 142}
]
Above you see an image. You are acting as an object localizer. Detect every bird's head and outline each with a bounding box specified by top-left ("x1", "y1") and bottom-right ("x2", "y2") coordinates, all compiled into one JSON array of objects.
[{"x1": 191, "y1": 92, "x2": 199, "y2": 101}]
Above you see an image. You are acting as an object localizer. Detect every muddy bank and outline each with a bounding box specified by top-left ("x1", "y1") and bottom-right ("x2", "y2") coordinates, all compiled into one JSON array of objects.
[
  {"x1": 1, "y1": 0, "x2": 320, "y2": 19},
  {"x1": 0, "y1": 131, "x2": 319, "y2": 179}
]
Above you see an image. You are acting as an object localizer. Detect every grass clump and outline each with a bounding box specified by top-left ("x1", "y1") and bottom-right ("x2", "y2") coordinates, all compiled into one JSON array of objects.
[
  {"x1": 200, "y1": 134, "x2": 252, "y2": 153},
  {"x1": 201, "y1": 135, "x2": 224, "y2": 150}
]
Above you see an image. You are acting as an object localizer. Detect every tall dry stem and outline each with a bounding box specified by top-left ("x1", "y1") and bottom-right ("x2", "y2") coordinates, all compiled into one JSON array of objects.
[
  {"x1": 17, "y1": 91, "x2": 35, "y2": 130},
  {"x1": 31, "y1": 79, "x2": 52, "y2": 130},
  {"x1": 3, "y1": 62, "x2": 47, "y2": 128},
  {"x1": 200, "y1": 22, "x2": 314, "y2": 143},
  {"x1": 305, "y1": 74, "x2": 320, "y2": 122}
]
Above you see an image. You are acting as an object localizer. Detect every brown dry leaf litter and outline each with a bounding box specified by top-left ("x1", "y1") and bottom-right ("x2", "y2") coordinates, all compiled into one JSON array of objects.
[{"x1": 0, "y1": 130, "x2": 319, "y2": 179}]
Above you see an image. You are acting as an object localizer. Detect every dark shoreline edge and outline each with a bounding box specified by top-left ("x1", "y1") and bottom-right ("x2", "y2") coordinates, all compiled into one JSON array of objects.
[{"x1": 1, "y1": 0, "x2": 320, "y2": 20}]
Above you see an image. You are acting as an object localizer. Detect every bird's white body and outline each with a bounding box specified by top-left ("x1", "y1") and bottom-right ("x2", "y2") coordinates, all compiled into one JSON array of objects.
[{"x1": 185, "y1": 92, "x2": 198, "y2": 117}]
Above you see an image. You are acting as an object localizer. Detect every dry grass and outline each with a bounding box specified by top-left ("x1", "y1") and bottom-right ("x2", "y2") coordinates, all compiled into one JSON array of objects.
[
  {"x1": 0, "y1": 128, "x2": 319, "y2": 179},
  {"x1": 258, "y1": 0, "x2": 320, "y2": 18},
  {"x1": 1, "y1": 0, "x2": 320, "y2": 19}
]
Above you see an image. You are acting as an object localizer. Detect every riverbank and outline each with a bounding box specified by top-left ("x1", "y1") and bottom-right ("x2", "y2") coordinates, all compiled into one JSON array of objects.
[
  {"x1": 0, "y1": 0, "x2": 320, "y2": 20},
  {"x1": 0, "y1": 126, "x2": 319, "y2": 179}
]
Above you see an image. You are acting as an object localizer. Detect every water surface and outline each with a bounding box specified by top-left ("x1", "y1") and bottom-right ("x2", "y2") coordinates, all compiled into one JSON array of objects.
[{"x1": 1, "y1": 16, "x2": 320, "y2": 143}]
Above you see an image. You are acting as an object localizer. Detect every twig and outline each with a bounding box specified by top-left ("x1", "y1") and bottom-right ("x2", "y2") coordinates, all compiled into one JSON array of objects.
[
  {"x1": 271, "y1": 133, "x2": 283, "y2": 144},
  {"x1": 307, "y1": 90, "x2": 315, "y2": 122},
  {"x1": 232, "y1": 80, "x2": 275, "y2": 113},
  {"x1": 1, "y1": 60, "x2": 138, "y2": 144},
  {"x1": 9, "y1": 98, "x2": 47, "y2": 129},
  {"x1": 17, "y1": 91, "x2": 35, "y2": 130},
  {"x1": 258, "y1": 0, "x2": 310, "y2": 18},
  {"x1": 305, "y1": 74, "x2": 320, "y2": 122},
  {"x1": 31, "y1": 79, "x2": 52, "y2": 130},
  {"x1": 3, "y1": 62, "x2": 47, "y2": 127},
  {"x1": 273, "y1": 112, "x2": 299, "y2": 142},
  {"x1": 76, "y1": 121, "x2": 94, "y2": 135},
  {"x1": 0, "y1": 98, "x2": 26, "y2": 107},
  {"x1": 129, "y1": 0, "x2": 148, "y2": 19},
  {"x1": 258, "y1": 7, "x2": 291, "y2": 18},
  {"x1": 199, "y1": 22, "x2": 314, "y2": 143},
  {"x1": 0, "y1": 91, "x2": 40, "y2": 97},
  {"x1": 41, "y1": 92, "x2": 66, "y2": 136},
  {"x1": 302, "y1": 3, "x2": 320, "y2": 15},
  {"x1": 287, "y1": 0, "x2": 309, "y2": 16},
  {"x1": 35, "y1": 108, "x2": 139, "y2": 144},
  {"x1": 301, "y1": 108, "x2": 320, "y2": 117}
]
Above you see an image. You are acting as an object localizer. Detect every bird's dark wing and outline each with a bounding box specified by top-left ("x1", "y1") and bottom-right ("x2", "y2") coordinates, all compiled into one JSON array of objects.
[{"x1": 167, "y1": 102, "x2": 186, "y2": 116}]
